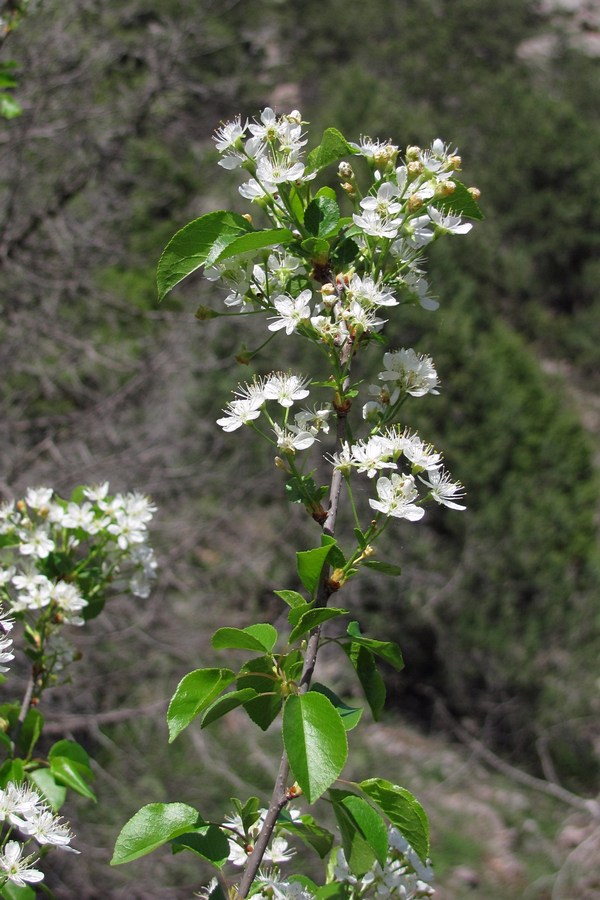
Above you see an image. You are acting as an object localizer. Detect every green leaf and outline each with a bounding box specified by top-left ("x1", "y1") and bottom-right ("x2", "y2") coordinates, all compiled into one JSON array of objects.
[
  {"x1": 330, "y1": 790, "x2": 389, "y2": 876},
  {"x1": 288, "y1": 607, "x2": 348, "y2": 645},
  {"x1": 212, "y1": 623, "x2": 277, "y2": 653},
  {"x1": 276, "y1": 811, "x2": 334, "y2": 858},
  {"x1": 296, "y1": 542, "x2": 336, "y2": 597},
  {"x1": 432, "y1": 179, "x2": 483, "y2": 220},
  {"x1": 167, "y1": 668, "x2": 235, "y2": 742},
  {"x1": 18, "y1": 708, "x2": 44, "y2": 758},
  {"x1": 170, "y1": 824, "x2": 230, "y2": 867},
  {"x1": 201, "y1": 688, "x2": 258, "y2": 727},
  {"x1": 156, "y1": 211, "x2": 253, "y2": 301},
  {"x1": 362, "y1": 560, "x2": 402, "y2": 577},
  {"x1": 307, "y1": 127, "x2": 357, "y2": 173},
  {"x1": 274, "y1": 589, "x2": 307, "y2": 609},
  {"x1": 344, "y1": 645, "x2": 386, "y2": 721},
  {"x1": 283, "y1": 692, "x2": 347, "y2": 803},
  {"x1": 111, "y1": 802, "x2": 202, "y2": 865},
  {"x1": 28, "y1": 768, "x2": 67, "y2": 811},
  {"x1": 0, "y1": 758, "x2": 24, "y2": 789},
  {"x1": 315, "y1": 886, "x2": 350, "y2": 899},
  {"x1": 359, "y1": 778, "x2": 430, "y2": 864},
  {"x1": 311, "y1": 683, "x2": 363, "y2": 731},
  {"x1": 353, "y1": 527, "x2": 368, "y2": 549},
  {"x1": 347, "y1": 621, "x2": 404, "y2": 671},
  {"x1": 231, "y1": 795, "x2": 261, "y2": 834},
  {"x1": 237, "y1": 657, "x2": 282, "y2": 730},
  {"x1": 213, "y1": 227, "x2": 293, "y2": 263},
  {"x1": 48, "y1": 740, "x2": 92, "y2": 773},
  {"x1": 300, "y1": 236, "x2": 330, "y2": 261},
  {"x1": 0, "y1": 883, "x2": 36, "y2": 900},
  {"x1": 0, "y1": 95, "x2": 22, "y2": 120},
  {"x1": 304, "y1": 196, "x2": 341, "y2": 239},
  {"x1": 321, "y1": 533, "x2": 346, "y2": 568},
  {"x1": 49, "y1": 757, "x2": 96, "y2": 801}
]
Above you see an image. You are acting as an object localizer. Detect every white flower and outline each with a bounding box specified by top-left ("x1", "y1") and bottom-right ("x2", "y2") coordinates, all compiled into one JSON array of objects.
[
  {"x1": 347, "y1": 273, "x2": 398, "y2": 308},
  {"x1": 379, "y1": 348, "x2": 439, "y2": 400},
  {"x1": 62, "y1": 501, "x2": 106, "y2": 534},
  {"x1": 216, "y1": 398, "x2": 262, "y2": 432},
  {"x1": 369, "y1": 473, "x2": 425, "y2": 521},
  {"x1": 359, "y1": 181, "x2": 403, "y2": 217},
  {"x1": 350, "y1": 437, "x2": 395, "y2": 478},
  {"x1": 24, "y1": 488, "x2": 53, "y2": 510},
  {"x1": 0, "y1": 841, "x2": 44, "y2": 887},
  {"x1": 51, "y1": 581, "x2": 88, "y2": 624},
  {"x1": 213, "y1": 115, "x2": 247, "y2": 152},
  {"x1": 262, "y1": 373, "x2": 310, "y2": 408},
  {"x1": 427, "y1": 204, "x2": 473, "y2": 235},
  {"x1": 268, "y1": 290, "x2": 312, "y2": 334},
  {"x1": 0, "y1": 783, "x2": 43, "y2": 828},
  {"x1": 256, "y1": 156, "x2": 306, "y2": 185},
  {"x1": 352, "y1": 209, "x2": 400, "y2": 239},
  {"x1": 107, "y1": 511, "x2": 146, "y2": 550},
  {"x1": 18, "y1": 527, "x2": 55, "y2": 559},
  {"x1": 0, "y1": 632, "x2": 14, "y2": 672},
  {"x1": 404, "y1": 214, "x2": 434, "y2": 248},
  {"x1": 239, "y1": 177, "x2": 273, "y2": 201},
  {"x1": 82, "y1": 482, "x2": 110, "y2": 502},
  {"x1": 273, "y1": 424, "x2": 315, "y2": 453},
  {"x1": 294, "y1": 404, "x2": 332, "y2": 436},
  {"x1": 20, "y1": 807, "x2": 77, "y2": 849},
  {"x1": 419, "y1": 468, "x2": 466, "y2": 510}
]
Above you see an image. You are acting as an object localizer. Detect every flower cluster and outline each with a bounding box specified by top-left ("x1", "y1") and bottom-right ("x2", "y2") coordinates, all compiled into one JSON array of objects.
[
  {"x1": 333, "y1": 827, "x2": 434, "y2": 898},
  {"x1": 217, "y1": 372, "x2": 333, "y2": 454},
  {"x1": 222, "y1": 807, "x2": 296, "y2": 869},
  {"x1": 0, "y1": 483, "x2": 157, "y2": 626},
  {"x1": 0, "y1": 781, "x2": 77, "y2": 888}
]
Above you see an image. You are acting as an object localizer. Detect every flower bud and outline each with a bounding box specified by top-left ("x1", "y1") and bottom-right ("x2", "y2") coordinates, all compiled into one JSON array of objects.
[
  {"x1": 406, "y1": 145, "x2": 421, "y2": 161},
  {"x1": 449, "y1": 154, "x2": 462, "y2": 170},
  {"x1": 338, "y1": 161, "x2": 353, "y2": 179},
  {"x1": 242, "y1": 213, "x2": 253, "y2": 224},
  {"x1": 436, "y1": 180, "x2": 456, "y2": 197},
  {"x1": 341, "y1": 181, "x2": 356, "y2": 197},
  {"x1": 407, "y1": 160, "x2": 423, "y2": 178},
  {"x1": 407, "y1": 194, "x2": 423, "y2": 212},
  {"x1": 195, "y1": 305, "x2": 219, "y2": 320},
  {"x1": 468, "y1": 186, "x2": 481, "y2": 201}
]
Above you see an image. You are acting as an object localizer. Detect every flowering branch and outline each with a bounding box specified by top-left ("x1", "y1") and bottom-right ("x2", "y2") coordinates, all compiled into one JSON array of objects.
[{"x1": 113, "y1": 107, "x2": 482, "y2": 899}]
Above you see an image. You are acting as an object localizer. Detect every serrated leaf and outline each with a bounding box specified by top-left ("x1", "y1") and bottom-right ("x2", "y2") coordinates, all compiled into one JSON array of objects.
[
  {"x1": 274, "y1": 589, "x2": 307, "y2": 609},
  {"x1": 201, "y1": 688, "x2": 258, "y2": 728},
  {"x1": 304, "y1": 196, "x2": 340, "y2": 239},
  {"x1": 296, "y1": 543, "x2": 336, "y2": 597},
  {"x1": 330, "y1": 790, "x2": 388, "y2": 875},
  {"x1": 432, "y1": 179, "x2": 483, "y2": 220},
  {"x1": 362, "y1": 560, "x2": 402, "y2": 577},
  {"x1": 311, "y1": 683, "x2": 363, "y2": 731},
  {"x1": 0, "y1": 758, "x2": 24, "y2": 789},
  {"x1": 111, "y1": 802, "x2": 202, "y2": 865},
  {"x1": 300, "y1": 236, "x2": 330, "y2": 261},
  {"x1": 347, "y1": 622, "x2": 404, "y2": 671},
  {"x1": 307, "y1": 127, "x2": 357, "y2": 172},
  {"x1": 344, "y1": 644, "x2": 386, "y2": 721},
  {"x1": 167, "y1": 668, "x2": 235, "y2": 742},
  {"x1": 283, "y1": 693, "x2": 347, "y2": 803},
  {"x1": 321, "y1": 533, "x2": 346, "y2": 568},
  {"x1": 48, "y1": 740, "x2": 92, "y2": 774},
  {"x1": 359, "y1": 778, "x2": 430, "y2": 864},
  {"x1": 213, "y1": 227, "x2": 293, "y2": 263},
  {"x1": 288, "y1": 607, "x2": 348, "y2": 645},
  {"x1": 156, "y1": 211, "x2": 253, "y2": 301},
  {"x1": 170, "y1": 824, "x2": 230, "y2": 867},
  {"x1": 212, "y1": 623, "x2": 277, "y2": 653},
  {"x1": 353, "y1": 527, "x2": 368, "y2": 549}
]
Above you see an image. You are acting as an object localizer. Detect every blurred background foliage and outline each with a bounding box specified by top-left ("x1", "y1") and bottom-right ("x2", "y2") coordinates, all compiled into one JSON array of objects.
[{"x1": 2, "y1": 0, "x2": 600, "y2": 896}]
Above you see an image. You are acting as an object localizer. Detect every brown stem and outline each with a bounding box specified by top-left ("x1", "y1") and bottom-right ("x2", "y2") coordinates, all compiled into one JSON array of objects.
[{"x1": 237, "y1": 344, "x2": 353, "y2": 898}]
